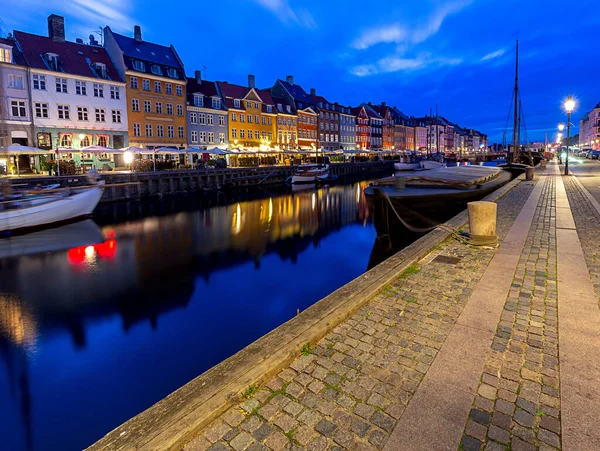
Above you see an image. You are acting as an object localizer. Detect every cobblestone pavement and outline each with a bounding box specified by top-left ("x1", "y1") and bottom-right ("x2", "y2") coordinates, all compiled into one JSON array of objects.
[
  {"x1": 563, "y1": 176, "x2": 600, "y2": 301},
  {"x1": 183, "y1": 180, "x2": 536, "y2": 451},
  {"x1": 459, "y1": 175, "x2": 562, "y2": 451}
]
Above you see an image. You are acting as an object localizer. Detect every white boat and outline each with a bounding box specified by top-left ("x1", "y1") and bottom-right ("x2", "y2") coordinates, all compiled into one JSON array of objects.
[
  {"x1": 0, "y1": 182, "x2": 105, "y2": 233},
  {"x1": 394, "y1": 162, "x2": 420, "y2": 171},
  {"x1": 290, "y1": 165, "x2": 330, "y2": 184},
  {"x1": 421, "y1": 160, "x2": 447, "y2": 170}
]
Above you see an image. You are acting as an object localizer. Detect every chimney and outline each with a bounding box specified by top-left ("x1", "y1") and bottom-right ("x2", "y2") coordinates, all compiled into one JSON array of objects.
[
  {"x1": 248, "y1": 74, "x2": 255, "y2": 89},
  {"x1": 368, "y1": 101, "x2": 372, "y2": 105},
  {"x1": 134, "y1": 25, "x2": 142, "y2": 42},
  {"x1": 382, "y1": 101, "x2": 386, "y2": 107},
  {"x1": 310, "y1": 88, "x2": 316, "y2": 96},
  {"x1": 48, "y1": 14, "x2": 65, "y2": 43},
  {"x1": 286, "y1": 75, "x2": 294, "y2": 85},
  {"x1": 195, "y1": 70, "x2": 202, "y2": 83}
]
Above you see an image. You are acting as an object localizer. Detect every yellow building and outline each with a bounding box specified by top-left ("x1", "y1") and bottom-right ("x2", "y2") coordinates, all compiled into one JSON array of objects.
[
  {"x1": 104, "y1": 26, "x2": 187, "y2": 148},
  {"x1": 217, "y1": 77, "x2": 276, "y2": 150}
]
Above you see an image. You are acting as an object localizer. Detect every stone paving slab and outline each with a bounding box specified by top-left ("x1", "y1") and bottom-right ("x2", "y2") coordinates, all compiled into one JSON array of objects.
[{"x1": 182, "y1": 179, "x2": 536, "y2": 451}]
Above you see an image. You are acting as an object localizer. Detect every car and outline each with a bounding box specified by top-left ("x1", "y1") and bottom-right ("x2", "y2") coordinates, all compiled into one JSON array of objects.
[
  {"x1": 578, "y1": 150, "x2": 590, "y2": 157},
  {"x1": 588, "y1": 150, "x2": 600, "y2": 160}
]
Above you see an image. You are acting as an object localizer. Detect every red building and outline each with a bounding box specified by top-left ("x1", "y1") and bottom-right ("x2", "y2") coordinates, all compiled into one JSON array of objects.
[
  {"x1": 297, "y1": 107, "x2": 317, "y2": 150},
  {"x1": 370, "y1": 103, "x2": 395, "y2": 150}
]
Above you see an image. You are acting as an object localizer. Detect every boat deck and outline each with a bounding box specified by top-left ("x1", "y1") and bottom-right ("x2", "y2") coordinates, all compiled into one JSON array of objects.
[{"x1": 378, "y1": 166, "x2": 501, "y2": 189}]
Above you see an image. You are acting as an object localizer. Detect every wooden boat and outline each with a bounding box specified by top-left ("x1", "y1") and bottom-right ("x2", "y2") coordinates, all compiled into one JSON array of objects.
[
  {"x1": 394, "y1": 162, "x2": 420, "y2": 171},
  {"x1": 420, "y1": 160, "x2": 447, "y2": 170},
  {"x1": 290, "y1": 164, "x2": 330, "y2": 184},
  {"x1": 0, "y1": 182, "x2": 105, "y2": 233}
]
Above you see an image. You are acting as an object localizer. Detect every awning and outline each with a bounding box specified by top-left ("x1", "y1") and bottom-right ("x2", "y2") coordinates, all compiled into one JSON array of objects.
[
  {"x1": 79, "y1": 145, "x2": 121, "y2": 154},
  {"x1": 0, "y1": 144, "x2": 49, "y2": 155}
]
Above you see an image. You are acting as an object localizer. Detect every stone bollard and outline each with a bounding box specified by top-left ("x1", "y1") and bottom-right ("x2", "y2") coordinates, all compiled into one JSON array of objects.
[
  {"x1": 525, "y1": 167, "x2": 534, "y2": 181},
  {"x1": 467, "y1": 201, "x2": 498, "y2": 246},
  {"x1": 540, "y1": 160, "x2": 547, "y2": 169},
  {"x1": 395, "y1": 176, "x2": 406, "y2": 191}
]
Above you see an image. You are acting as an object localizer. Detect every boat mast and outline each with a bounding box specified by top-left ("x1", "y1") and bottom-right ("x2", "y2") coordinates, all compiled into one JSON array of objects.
[
  {"x1": 517, "y1": 100, "x2": 522, "y2": 159},
  {"x1": 428, "y1": 107, "x2": 432, "y2": 157},
  {"x1": 512, "y1": 40, "x2": 519, "y2": 163},
  {"x1": 436, "y1": 104, "x2": 439, "y2": 155}
]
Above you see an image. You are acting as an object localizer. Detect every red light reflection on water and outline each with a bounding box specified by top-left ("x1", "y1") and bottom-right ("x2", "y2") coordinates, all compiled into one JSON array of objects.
[{"x1": 67, "y1": 239, "x2": 117, "y2": 264}]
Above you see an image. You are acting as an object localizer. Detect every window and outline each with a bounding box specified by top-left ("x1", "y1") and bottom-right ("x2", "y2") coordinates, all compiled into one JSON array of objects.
[
  {"x1": 151, "y1": 65, "x2": 162, "y2": 76},
  {"x1": 208, "y1": 132, "x2": 214, "y2": 143},
  {"x1": 156, "y1": 102, "x2": 163, "y2": 114},
  {"x1": 8, "y1": 74, "x2": 24, "y2": 89},
  {"x1": 207, "y1": 114, "x2": 213, "y2": 125},
  {"x1": 142, "y1": 79, "x2": 150, "y2": 91},
  {"x1": 212, "y1": 98, "x2": 221, "y2": 109},
  {"x1": 133, "y1": 123, "x2": 141, "y2": 137},
  {"x1": 110, "y1": 86, "x2": 120, "y2": 100},
  {"x1": 178, "y1": 126, "x2": 184, "y2": 138},
  {"x1": 166, "y1": 83, "x2": 173, "y2": 95},
  {"x1": 240, "y1": 114, "x2": 245, "y2": 123},
  {"x1": 177, "y1": 105, "x2": 183, "y2": 116},
  {"x1": 190, "y1": 112, "x2": 197, "y2": 124},
  {"x1": 231, "y1": 112, "x2": 237, "y2": 122},
  {"x1": 247, "y1": 114, "x2": 252, "y2": 123},
  {"x1": 0, "y1": 47, "x2": 12, "y2": 63},
  {"x1": 154, "y1": 81, "x2": 162, "y2": 93},
  {"x1": 254, "y1": 103, "x2": 259, "y2": 109},
  {"x1": 254, "y1": 131, "x2": 260, "y2": 139},
  {"x1": 95, "y1": 108, "x2": 106, "y2": 122},
  {"x1": 132, "y1": 99, "x2": 140, "y2": 112},
  {"x1": 246, "y1": 101, "x2": 251, "y2": 108},
  {"x1": 262, "y1": 131, "x2": 267, "y2": 139},
  {"x1": 167, "y1": 103, "x2": 173, "y2": 115},
  {"x1": 133, "y1": 60, "x2": 145, "y2": 71},
  {"x1": 77, "y1": 106, "x2": 89, "y2": 121},
  {"x1": 33, "y1": 74, "x2": 46, "y2": 90},
  {"x1": 35, "y1": 102, "x2": 49, "y2": 118},
  {"x1": 268, "y1": 132, "x2": 273, "y2": 141},
  {"x1": 57, "y1": 105, "x2": 70, "y2": 119},
  {"x1": 194, "y1": 95, "x2": 203, "y2": 107},
  {"x1": 200, "y1": 131, "x2": 206, "y2": 143},
  {"x1": 93, "y1": 83, "x2": 104, "y2": 98},
  {"x1": 262, "y1": 117, "x2": 266, "y2": 125},
  {"x1": 60, "y1": 134, "x2": 72, "y2": 147},
  {"x1": 255, "y1": 115, "x2": 259, "y2": 124},
  {"x1": 190, "y1": 130, "x2": 198, "y2": 143},
  {"x1": 240, "y1": 130, "x2": 246, "y2": 138},
  {"x1": 266, "y1": 105, "x2": 272, "y2": 113},
  {"x1": 97, "y1": 135, "x2": 109, "y2": 147},
  {"x1": 157, "y1": 125, "x2": 164, "y2": 138},
  {"x1": 80, "y1": 135, "x2": 91, "y2": 147},
  {"x1": 11, "y1": 100, "x2": 26, "y2": 118},
  {"x1": 75, "y1": 80, "x2": 87, "y2": 95},
  {"x1": 130, "y1": 77, "x2": 138, "y2": 89},
  {"x1": 55, "y1": 77, "x2": 67, "y2": 93},
  {"x1": 219, "y1": 115, "x2": 225, "y2": 126},
  {"x1": 268, "y1": 117, "x2": 272, "y2": 126},
  {"x1": 199, "y1": 113, "x2": 205, "y2": 125},
  {"x1": 234, "y1": 99, "x2": 241, "y2": 108},
  {"x1": 219, "y1": 133, "x2": 225, "y2": 144},
  {"x1": 145, "y1": 124, "x2": 153, "y2": 137},
  {"x1": 176, "y1": 85, "x2": 183, "y2": 96},
  {"x1": 168, "y1": 125, "x2": 174, "y2": 138},
  {"x1": 112, "y1": 110, "x2": 122, "y2": 123},
  {"x1": 167, "y1": 68, "x2": 178, "y2": 79},
  {"x1": 232, "y1": 129, "x2": 237, "y2": 138},
  {"x1": 144, "y1": 100, "x2": 151, "y2": 113}
]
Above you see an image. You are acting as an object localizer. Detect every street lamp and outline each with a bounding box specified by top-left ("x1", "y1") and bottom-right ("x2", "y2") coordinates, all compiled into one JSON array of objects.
[{"x1": 563, "y1": 96, "x2": 575, "y2": 175}]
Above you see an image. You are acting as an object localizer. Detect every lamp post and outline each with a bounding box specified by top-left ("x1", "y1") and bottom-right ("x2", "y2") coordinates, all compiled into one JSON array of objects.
[{"x1": 563, "y1": 97, "x2": 575, "y2": 175}]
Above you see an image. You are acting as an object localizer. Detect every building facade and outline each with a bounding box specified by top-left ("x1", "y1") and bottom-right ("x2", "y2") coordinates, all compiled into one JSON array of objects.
[
  {"x1": 371, "y1": 104, "x2": 394, "y2": 150},
  {"x1": 352, "y1": 106, "x2": 370, "y2": 150},
  {"x1": 363, "y1": 104, "x2": 383, "y2": 150},
  {"x1": 273, "y1": 96, "x2": 297, "y2": 150},
  {"x1": 310, "y1": 90, "x2": 339, "y2": 150},
  {"x1": 579, "y1": 102, "x2": 600, "y2": 149},
  {"x1": 186, "y1": 71, "x2": 227, "y2": 148},
  {"x1": 104, "y1": 25, "x2": 186, "y2": 149},
  {"x1": 0, "y1": 36, "x2": 33, "y2": 150},
  {"x1": 338, "y1": 105, "x2": 356, "y2": 150},
  {"x1": 14, "y1": 17, "x2": 128, "y2": 158}
]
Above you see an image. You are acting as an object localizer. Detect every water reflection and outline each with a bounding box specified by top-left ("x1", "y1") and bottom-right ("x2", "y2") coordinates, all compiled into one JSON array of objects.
[{"x1": 0, "y1": 181, "x2": 385, "y2": 451}]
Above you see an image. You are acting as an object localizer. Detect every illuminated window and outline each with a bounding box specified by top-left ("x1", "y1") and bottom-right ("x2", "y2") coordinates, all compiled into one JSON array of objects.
[
  {"x1": 60, "y1": 133, "x2": 72, "y2": 147},
  {"x1": 0, "y1": 47, "x2": 12, "y2": 63},
  {"x1": 98, "y1": 135, "x2": 108, "y2": 147}
]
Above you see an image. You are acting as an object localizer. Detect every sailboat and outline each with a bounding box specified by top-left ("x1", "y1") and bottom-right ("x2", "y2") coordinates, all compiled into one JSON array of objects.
[{"x1": 290, "y1": 146, "x2": 330, "y2": 184}]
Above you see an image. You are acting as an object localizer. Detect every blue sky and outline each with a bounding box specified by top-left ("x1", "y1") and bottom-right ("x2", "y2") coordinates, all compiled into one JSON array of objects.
[{"x1": 1, "y1": 0, "x2": 598, "y2": 143}]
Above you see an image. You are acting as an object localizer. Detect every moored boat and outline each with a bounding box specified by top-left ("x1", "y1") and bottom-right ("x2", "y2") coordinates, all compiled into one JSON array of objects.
[
  {"x1": 290, "y1": 164, "x2": 330, "y2": 184},
  {"x1": 0, "y1": 182, "x2": 105, "y2": 233},
  {"x1": 420, "y1": 160, "x2": 447, "y2": 170},
  {"x1": 394, "y1": 162, "x2": 420, "y2": 171}
]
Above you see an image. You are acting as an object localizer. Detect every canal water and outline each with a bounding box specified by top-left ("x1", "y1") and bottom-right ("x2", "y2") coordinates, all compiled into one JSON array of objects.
[{"x1": 0, "y1": 179, "x2": 430, "y2": 451}]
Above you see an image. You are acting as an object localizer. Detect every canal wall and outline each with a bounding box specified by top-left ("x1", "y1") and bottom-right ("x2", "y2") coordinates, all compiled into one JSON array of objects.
[
  {"x1": 87, "y1": 172, "x2": 526, "y2": 451},
  {"x1": 11, "y1": 161, "x2": 394, "y2": 203}
]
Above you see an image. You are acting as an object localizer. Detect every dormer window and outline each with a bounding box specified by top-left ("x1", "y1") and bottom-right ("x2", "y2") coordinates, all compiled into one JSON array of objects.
[
  {"x1": 194, "y1": 95, "x2": 203, "y2": 107},
  {"x1": 151, "y1": 65, "x2": 162, "y2": 75},
  {"x1": 266, "y1": 105, "x2": 272, "y2": 113},
  {"x1": 167, "y1": 68, "x2": 178, "y2": 79},
  {"x1": 93, "y1": 62, "x2": 107, "y2": 79},
  {"x1": 45, "y1": 53, "x2": 59, "y2": 71},
  {"x1": 277, "y1": 104, "x2": 282, "y2": 112},
  {"x1": 0, "y1": 46, "x2": 12, "y2": 63},
  {"x1": 133, "y1": 60, "x2": 145, "y2": 72},
  {"x1": 234, "y1": 99, "x2": 241, "y2": 108},
  {"x1": 286, "y1": 105, "x2": 291, "y2": 113},
  {"x1": 212, "y1": 98, "x2": 221, "y2": 109}
]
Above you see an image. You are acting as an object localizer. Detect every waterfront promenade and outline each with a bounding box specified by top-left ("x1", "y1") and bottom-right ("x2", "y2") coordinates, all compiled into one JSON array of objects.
[{"x1": 172, "y1": 161, "x2": 600, "y2": 451}]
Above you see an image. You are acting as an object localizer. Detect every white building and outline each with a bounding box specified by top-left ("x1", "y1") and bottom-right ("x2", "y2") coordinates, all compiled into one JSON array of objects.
[{"x1": 14, "y1": 15, "x2": 128, "y2": 153}]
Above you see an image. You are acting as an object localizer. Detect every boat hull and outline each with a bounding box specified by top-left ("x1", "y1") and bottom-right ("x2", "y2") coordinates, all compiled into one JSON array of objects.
[
  {"x1": 394, "y1": 163, "x2": 420, "y2": 171},
  {"x1": 0, "y1": 183, "x2": 104, "y2": 233},
  {"x1": 291, "y1": 170, "x2": 330, "y2": 184},
  {"x1": 421, "y1": 160, "x2": 446, "y2": 170}
]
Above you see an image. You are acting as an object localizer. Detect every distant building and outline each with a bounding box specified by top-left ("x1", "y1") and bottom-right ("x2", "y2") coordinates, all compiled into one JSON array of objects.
[
  {"x1": 104, "y1": 24, "x2": 186, "y2": 149},
  {"x1": 186, "y1": 71, "x2": 228, "y2": 149},
  {"x1": 352, "y1": 106, "x2": 370, "y2": 150},
  {"x1": 337, "y1": 105, "x2": 356, "y2": 150},
  {"x1": 273, "y1": 95, "x2": 297, "y2": 150},
  {"x1": 579, "y1": 102, "x2": 600, "y2": 149},
  {"x1": 310, "y1": 89, "x2": 339, "y2": 150},
  {"x1": 369, "y1": 103, "x2": 395, "y2": 150},
  {"x1": 362, "y1": 103, "x2": 383, "y2": 150}
]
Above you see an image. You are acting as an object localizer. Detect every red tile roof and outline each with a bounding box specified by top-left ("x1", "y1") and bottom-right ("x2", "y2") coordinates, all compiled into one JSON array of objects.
[
  {"x1": 14, "y1": 31, "x2": 123, "y2": 82},
  {"x1": 217, "y1": 82, "x2": 275, "y2": 113}
]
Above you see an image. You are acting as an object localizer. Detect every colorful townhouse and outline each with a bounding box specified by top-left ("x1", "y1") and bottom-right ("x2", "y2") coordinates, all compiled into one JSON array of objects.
[
  {"x1": 186, "y1": 71, "x2": 228, "y2": 149},
  {"x1": 579, "y1": 102, "x2": 600, "y2": 149},
  {"x1": 363, "y1": 103, "x2": 383, "y2": 150},
  {"x1": 370, "y1": 103, "x2": 395, "y2": 150},
  {"x1": 309, "y1": 89, "x2": 340, "y2": 150},
  {"x1": 352, "y1": 105, "x2": 370, "y2": 150},
  {"x1": 218, "y1": 75, "x2": 276, "y2": 150},
  {"x1": 338, "y1": 105, "x2": 356, "y2": 150},
  {"x1": 271, "y1": 76, "x2": 317, "y2": 150},
  {"x1": 13, "y1": 16, "x2": 128, "y2": 160},
  {"x1": 0, "y1": 36, "x2": 33, "y2": 153},
  {"x1": 413, "y1": 118, "x2": 428, "y2": 151},
  {"x1": 272, "y1": 95, "x2": 297, "y2": 150},
  {"x1": 104, "y1": 25, "x2": 186, "y2": 149}
]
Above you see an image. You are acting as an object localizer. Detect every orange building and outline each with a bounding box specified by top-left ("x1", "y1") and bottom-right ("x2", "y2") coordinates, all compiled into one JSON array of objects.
[{"x1": 104, "y1": 25, "x2": 187, "y2": 148}]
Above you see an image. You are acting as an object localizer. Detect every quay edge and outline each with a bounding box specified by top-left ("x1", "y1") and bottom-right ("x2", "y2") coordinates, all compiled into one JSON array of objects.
[{"x1": 86, "y1": 172, "x2": 525, "y2": 451}]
